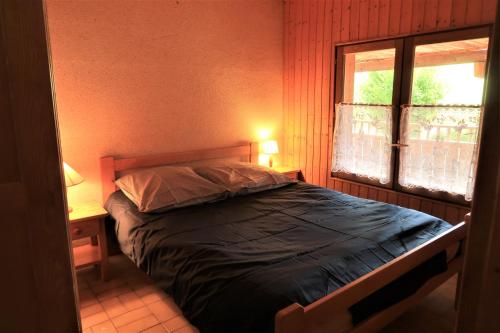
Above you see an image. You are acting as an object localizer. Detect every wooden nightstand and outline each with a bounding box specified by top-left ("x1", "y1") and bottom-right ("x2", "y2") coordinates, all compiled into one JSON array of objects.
[
  {"x1": 275, "y1": 166, "x2": 302, "y2": 181},
  {"x1": 69, "y1": 202, "x2": 109, "y2": 281}
]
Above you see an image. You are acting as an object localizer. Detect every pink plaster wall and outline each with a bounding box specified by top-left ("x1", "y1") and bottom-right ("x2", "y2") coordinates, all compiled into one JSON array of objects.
[{"x1": 45, "y1": 0, "x2": 283, "y2": 205}]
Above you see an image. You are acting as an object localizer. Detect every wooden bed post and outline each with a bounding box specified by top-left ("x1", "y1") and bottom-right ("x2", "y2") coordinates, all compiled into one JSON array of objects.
[
  {"x1": 275, "y1": 303, "x2": 305, "y2": 333},
  {"x1": 100, "y1": 156, "x2": 116, "y2": 204}
]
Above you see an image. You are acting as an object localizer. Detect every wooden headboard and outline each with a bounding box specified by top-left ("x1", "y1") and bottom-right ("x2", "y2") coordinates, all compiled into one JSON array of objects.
[{"x1": 100, "y1": 142, "x2": 259, "y2": 203}]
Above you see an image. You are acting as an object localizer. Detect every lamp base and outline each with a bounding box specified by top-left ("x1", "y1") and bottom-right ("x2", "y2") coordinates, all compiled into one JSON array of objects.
[{"x1": 269, "y1": 156, "x2": 274, "y2": 168}]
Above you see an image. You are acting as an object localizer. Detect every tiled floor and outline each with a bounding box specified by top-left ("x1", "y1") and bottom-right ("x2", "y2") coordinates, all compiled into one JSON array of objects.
[
  {"x1": 77, "y1": 255, "x2": 198, "y2": 333},
  {"x1": 77, "y1": 255, "x2": 457, "y2": 333}
]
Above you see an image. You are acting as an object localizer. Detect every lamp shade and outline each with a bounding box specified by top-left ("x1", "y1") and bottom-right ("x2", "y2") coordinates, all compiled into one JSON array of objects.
[
  {"x1": 262, "y1": 140, "x2": 279, "y2": 154},
  {"x1": 63, "y1": 162, "x2": 84, "y2": 187}
]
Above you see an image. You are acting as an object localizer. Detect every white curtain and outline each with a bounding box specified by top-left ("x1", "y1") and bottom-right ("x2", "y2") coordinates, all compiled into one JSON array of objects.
[
  {"x1": 399, "y1": 105, "x2": 481, "y2": 200},
  {"x1": 332, "y1": 104, "x2": 393, "y2": 184}
]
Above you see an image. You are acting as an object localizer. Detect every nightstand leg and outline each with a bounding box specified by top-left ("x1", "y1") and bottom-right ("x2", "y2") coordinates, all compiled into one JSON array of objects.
[{"x1": 99, "y1": 219, "x2": 109, "y2": 281}]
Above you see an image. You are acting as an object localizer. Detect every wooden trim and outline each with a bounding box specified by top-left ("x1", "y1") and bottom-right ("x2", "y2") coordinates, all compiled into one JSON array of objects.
[
  {"x1": 457, "y1": 4, "x2": 500, "y2": 331},
  {"x1": 275, "y1": 221, "x2": 468, "y2": 333},
  {"x1": 0, "y1": 1, "x2": 79, "y2": 331},
  {"x1": 333, "y1": 38, "x2": 404, "y2": 189},
  {"x1": 100, "y1": 142, "x2": 258, "y2": 202},
  {"x1": 334, "y1": 24, "x2": 493, "y2": 47}
]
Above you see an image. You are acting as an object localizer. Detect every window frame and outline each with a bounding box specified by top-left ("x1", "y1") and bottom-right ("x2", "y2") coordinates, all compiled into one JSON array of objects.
[
  {"x1": 332, "y1": 26, "x2": 493, "y2": 204},
  {"x1": 333, "y1": 38, "x2": 404, "y2": 189}
]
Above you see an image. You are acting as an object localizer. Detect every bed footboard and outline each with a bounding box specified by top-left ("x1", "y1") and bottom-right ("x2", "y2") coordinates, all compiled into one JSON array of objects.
[{"x1": 275, "y1": 221, "x2": 468, "y2": 333}]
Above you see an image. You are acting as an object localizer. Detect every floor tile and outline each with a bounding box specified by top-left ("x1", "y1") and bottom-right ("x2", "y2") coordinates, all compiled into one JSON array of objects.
[
  {"x1": 111, "y1": 306, "x2": 152, "y2": 328},
  {"x1": 77, "y1": 254, "x2": 457, "y2": 333},
  {"x1": 147, "y1": 298, "x2": 180, "y2": 322},
  {"x1": 141, "y1": 324, "x2": 167, "y2": 333},
  {"x1": 90, "y1": 320, "x2": 117, "y2": 333},
  {"x1": 116, "y1": 315, "x2": 159, "y2": 333},
  {"x1": 82, "y1": 311, "x2": 109, "y2": 330},
  {"x1": 162, "y1": 316, "x2": 190, "y2": 332},
  {"x1": 81, "y1": 303, "x2": 105, "y2": 319},
  {"x1": 118, "y1": 291, "x2": 145, "y2": 311},
  {"x1": 101, "y1": 297, "x2": 129, "y2": 318}
]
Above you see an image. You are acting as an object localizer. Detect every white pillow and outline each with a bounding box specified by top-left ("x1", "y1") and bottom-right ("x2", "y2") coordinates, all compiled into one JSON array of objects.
[
  {"x1": 194, "y1": 163, "x2": 295, "y2": 196},
  {"x1": 115, "y1": 166, "x2": 228, "y2": 213}
]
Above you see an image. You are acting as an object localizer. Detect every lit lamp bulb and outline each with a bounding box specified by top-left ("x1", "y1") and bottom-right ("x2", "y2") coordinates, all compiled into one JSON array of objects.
[
  {"x1": 63, "y1": 162, "x2": 84, "y2": 213},
  {"x1": 261, "y1": 140, "x2": 279, "y2": 168}
]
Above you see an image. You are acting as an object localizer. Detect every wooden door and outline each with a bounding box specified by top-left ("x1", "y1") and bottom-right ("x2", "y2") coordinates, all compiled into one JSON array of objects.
[
  {"x1": 456, "y1": 3, "x2": 500, "y2": 333},
  {"x1": 0, "y1": 1, "x2": 79, "y2": 332}
]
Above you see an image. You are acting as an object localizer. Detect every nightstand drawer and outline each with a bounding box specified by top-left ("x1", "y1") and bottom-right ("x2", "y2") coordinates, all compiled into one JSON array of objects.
[{"x1": 70, "y1": 219, "x2": 99, "y2": 240}]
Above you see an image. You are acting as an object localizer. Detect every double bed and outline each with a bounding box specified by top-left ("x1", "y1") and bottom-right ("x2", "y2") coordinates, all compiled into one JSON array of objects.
[{"x1": 101, "y1": 142, "x2": 467, "y2": 333}]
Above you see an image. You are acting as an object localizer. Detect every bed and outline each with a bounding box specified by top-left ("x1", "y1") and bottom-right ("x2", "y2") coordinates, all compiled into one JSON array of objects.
[{"x1": 101, "y1": 142, "x2": 467, "y2": 333}]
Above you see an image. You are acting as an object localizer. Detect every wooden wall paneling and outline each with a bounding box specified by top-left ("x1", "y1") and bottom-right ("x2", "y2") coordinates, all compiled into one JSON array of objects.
[
  {"x1": 378, "y1": 0, "x2": 390, "y2": 37},
  {"x1": 351, "y1": 183, "x2": 360, "y2": 196},
  {"x1": 342, "y1": 181, "x2": 350, "y2": 194},
  {"x1": 287, "y1": 1, "x2": 298, "y2": 167},
  {"x1": 437, "y1": 0, "x2": 453, "y2": 29},
  {"x1": 445, "y1": 206, "x2": 460, "y2": 224},
  {"x1": 284, "y1": 1, "x2": 290, "y2": 166},
  {"x1": 400, "y1": 0, "x2": 413, "y2": 34},
  {"x1": 283, "y1": 0, "x2": 495, "y2": 214},
  {"x1": 368, "y1": 0, "x2": 380, "y2": 38},
  {"x1": 327, "y1": 177, "x2": 470, "y2": 224},
  {"x1": 482, "y1": 0, "x2": 498, "y2": 22},
  {"x1": 368, "y1": 187, "x2": 378, "y2": 200},
  {"x1": 411, "y1": 0, "x2": 425, "y2": 32},
  {"x1": 341, "y1": 0, "x2": 351, "y2": 42},
  {"x1": 465, "y1": 0, "x2": 483, "y2": 25},
  {"x1": 377, "y1": 190, "x2": 388, "y2": 203},
  {"x1": 319, "y1": 0, "x2": 334, "y2": 187},
  {"x1": 287, "y1": 0, "x2": 293, "y2": 167},
  {"x1": 424, "y1": 0, "x2": 439, "y2": 31},
  {"x1": 359, "y1": 185, "x2": 369, "y2": 198},
  {"x1": 431, "y1": 202, "x2": 446, "y2": 220},
  {"x1": 387, "y1": 191, "x2": 398, "y2": 204},
  {"x1": 359, "y1": 0, "x2": 370, "y2": 40},
  {"x1": 451, "y1": 0, "x2": 468, "y2": 27},
  {"x1": 300, "y1": 0, "x2": 310, "y2": 178},
  {"x1": 305, "y1": 0, "x2": 317, "y2": 183},
  {"x1": 312, "y1": 0, "x2": 325, "y2": 185},
  {"x1": 397, "y1": 193, "x2": 410, "y2": 208},
  {"x1": 350, "y1": 0, "x2": 361, "y2": 40},
  {"x1": 293, "y1": 0, "x2": 302, "y2": 171},
  {"x1": 409, "y1": 197, "x2": 421, "y2": 210},
  {"x1": 388, "y1": 0, "x2": 402, "y2": 35},
  {"x1": 420, "y1": 200, "x2": 434, "y2": 215}
]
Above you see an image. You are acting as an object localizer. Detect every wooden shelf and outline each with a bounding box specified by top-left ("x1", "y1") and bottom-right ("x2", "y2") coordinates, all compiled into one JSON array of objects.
[{"x1": 73, "y1": 244, "x2": 101, "y2": 269}]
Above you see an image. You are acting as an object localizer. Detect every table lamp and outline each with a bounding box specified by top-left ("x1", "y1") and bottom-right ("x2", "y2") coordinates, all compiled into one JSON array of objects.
[
  {"x1": 63, "y1": 162, "x2": 84, "y2": 213},
  {"x1": 262, "y1": 140, "x2": 279, "y2": 168}
]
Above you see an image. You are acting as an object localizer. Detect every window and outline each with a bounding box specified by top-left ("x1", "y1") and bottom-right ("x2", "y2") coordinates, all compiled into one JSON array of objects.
[{"x1": 333, "y1": 28, "x2": 490, "y2": 202}]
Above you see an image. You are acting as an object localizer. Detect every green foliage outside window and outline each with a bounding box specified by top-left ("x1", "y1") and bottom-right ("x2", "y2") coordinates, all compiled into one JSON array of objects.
[{"x1": 356, "y1": 68, "x2": 444, "y2": 129}]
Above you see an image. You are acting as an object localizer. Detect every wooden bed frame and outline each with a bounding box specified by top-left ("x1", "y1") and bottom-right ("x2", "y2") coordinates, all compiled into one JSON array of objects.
[{"x1": 100, "y1": 142, "x2": 468, "y2": 333}]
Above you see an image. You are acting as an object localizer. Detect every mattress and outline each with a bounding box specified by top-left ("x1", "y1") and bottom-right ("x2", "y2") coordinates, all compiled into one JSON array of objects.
[{"x1": 105, "y1": 182, "x2": 453, "y2": 333}]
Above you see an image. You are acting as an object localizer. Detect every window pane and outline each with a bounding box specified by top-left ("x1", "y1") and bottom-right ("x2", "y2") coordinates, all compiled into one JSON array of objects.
[
  {"x1": 411, "y1": 38, "x2": 489, "y2": 105},
  {"x1": 399, "y1": 106, "x2": 480, "y2": 198},
  {"x1": 343, "y1": 48, "x2": 396, "y2": 104},
  {"x1": 332, "y1": 104, "x2": 392, "y2": 184}
]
